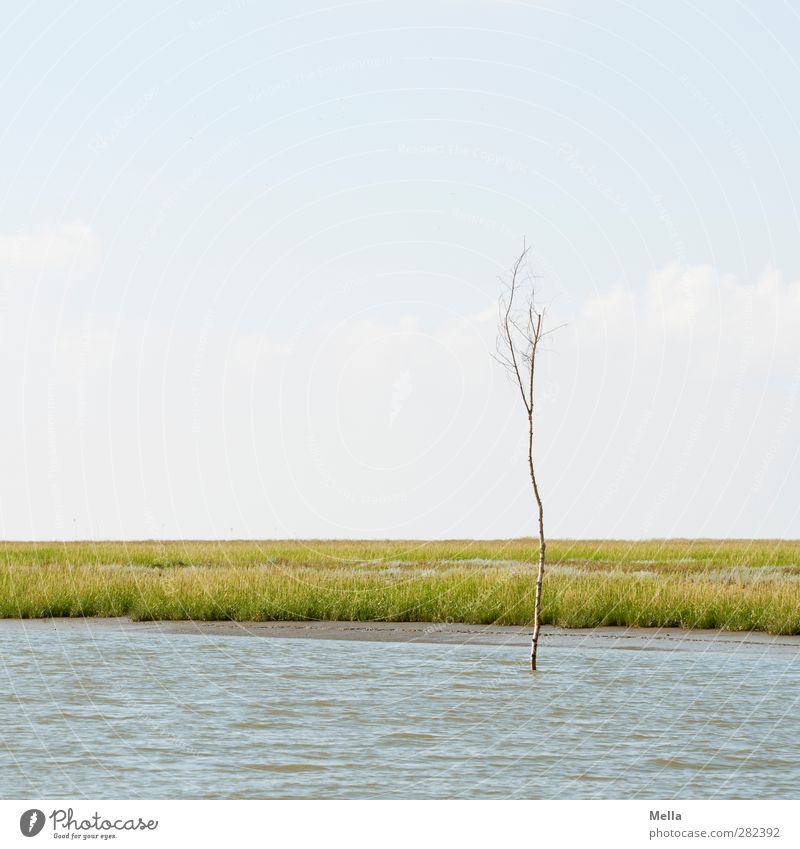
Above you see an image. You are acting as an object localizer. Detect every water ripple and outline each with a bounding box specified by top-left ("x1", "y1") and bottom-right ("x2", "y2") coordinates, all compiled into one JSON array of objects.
[{"x1": 1, "y1": 619, "x2": 798, "y2": 799}]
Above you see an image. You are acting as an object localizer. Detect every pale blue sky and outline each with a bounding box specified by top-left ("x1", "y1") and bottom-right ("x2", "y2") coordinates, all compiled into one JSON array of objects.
[{"x1": 2, "y1": 1, "x2": 799, "y2": 539}]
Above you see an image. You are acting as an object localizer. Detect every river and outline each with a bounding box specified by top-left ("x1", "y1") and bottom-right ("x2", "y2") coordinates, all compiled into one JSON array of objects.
[{"x1": 1, "y1": 618, "x2": 797, "y2": 799}]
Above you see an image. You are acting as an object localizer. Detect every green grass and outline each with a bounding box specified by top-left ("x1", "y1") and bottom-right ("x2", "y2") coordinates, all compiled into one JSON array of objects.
[{"x1": 1, "y1": 539, "x2": 799, "y2": 634}]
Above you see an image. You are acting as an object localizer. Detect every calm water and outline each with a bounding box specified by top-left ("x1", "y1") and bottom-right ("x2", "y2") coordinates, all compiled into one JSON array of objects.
[{"x1": 1, "y1": 619, "x2": 798, "y2": 799}]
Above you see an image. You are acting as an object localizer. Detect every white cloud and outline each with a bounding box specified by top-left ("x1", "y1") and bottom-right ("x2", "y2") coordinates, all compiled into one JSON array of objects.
[
  {"x1": 0, "y1": 222, "x2": 99, "y2": 277},
  {"x1": 577, "y1": 263, "x2": 800, "y2": 366},
  {"x1": 1, "y1": 262, "x2": 798, "y2": 539},
  {"x1": 545, "y1": 264, "x2": 800, "y2": 538}
]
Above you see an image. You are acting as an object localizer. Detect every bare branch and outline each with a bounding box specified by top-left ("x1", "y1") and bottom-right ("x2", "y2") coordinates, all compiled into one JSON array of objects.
[
  {"x1": 498, "y1": 243, "x2": 533, "y2": 415},
  {"x1": 493, "y1": 240, "x2": 560, "y2": 671}
]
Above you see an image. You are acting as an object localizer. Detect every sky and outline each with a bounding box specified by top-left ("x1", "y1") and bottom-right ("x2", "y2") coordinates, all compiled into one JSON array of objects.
[{"x1": 1, "y1": 0, "x2": 799, "y2": 540}]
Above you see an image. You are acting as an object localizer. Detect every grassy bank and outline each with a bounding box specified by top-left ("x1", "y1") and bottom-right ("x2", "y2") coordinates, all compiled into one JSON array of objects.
[{"x1": 2, "y1": 539, "x2": 799, "y2": 634}]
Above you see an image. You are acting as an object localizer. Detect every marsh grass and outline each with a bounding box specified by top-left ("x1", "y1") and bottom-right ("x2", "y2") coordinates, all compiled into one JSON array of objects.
[{"x1": 2, "y1": 539, "x2": 799, "y2": 634}]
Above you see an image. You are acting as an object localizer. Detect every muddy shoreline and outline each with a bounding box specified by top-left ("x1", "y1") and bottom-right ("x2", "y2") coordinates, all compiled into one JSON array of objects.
[{"x1": 3, "y1": 616, "x2": 800, "y2": 653}]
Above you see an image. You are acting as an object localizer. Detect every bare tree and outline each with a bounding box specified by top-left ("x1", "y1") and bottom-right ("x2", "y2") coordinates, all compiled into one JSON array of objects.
[{"x1": 495, "y1": 242, "x2": 555, "y2": 671}]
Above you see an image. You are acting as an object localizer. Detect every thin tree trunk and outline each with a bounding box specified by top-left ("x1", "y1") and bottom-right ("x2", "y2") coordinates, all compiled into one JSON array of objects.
[
  {"x1": 496, "y1": 245, "x2": 551, "y2": 670},
  {"x1": 528, "y1": 412, "x2": 546, "y2": 671}
]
